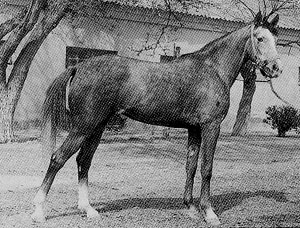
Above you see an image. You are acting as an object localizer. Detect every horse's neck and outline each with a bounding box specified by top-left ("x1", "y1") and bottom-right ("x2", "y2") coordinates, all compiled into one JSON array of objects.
[{"x1": 206, "y1": 25, "x2": 251, "y2": 88}]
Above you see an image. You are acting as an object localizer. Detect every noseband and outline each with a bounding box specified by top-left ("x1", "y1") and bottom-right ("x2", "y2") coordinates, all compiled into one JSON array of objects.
[{"x1": 249, "y1": 24, "x2": 279, "y2": 78}]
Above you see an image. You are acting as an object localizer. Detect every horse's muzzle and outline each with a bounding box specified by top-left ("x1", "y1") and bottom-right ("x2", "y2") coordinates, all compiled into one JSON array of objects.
[{"x1": 260, "y1": 58, "x2": 283, "y2": 79}]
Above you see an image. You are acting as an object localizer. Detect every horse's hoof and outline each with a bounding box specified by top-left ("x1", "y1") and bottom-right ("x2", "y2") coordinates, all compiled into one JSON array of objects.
[
  {"x1": 31, "y1": 211, "x2": 46, "y2": 223},
  {"x1": 78, "y1": 205, "x2": 99, "y2": 218},
  {"x1": 203, "y1": 209, "x2": 221, "y2": 227},
  {"x1": 86, "y1": 207, "x2": 99, "y2": 218},
  {"x1": 205, "y1": 217, "x2": 221, "y2": 227},
  {"x1": 185, "y1": 205, "x2": 201, "y2": 220}
]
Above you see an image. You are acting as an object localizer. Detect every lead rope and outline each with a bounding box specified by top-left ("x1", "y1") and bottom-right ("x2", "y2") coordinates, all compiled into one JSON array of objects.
[{"x1": 268, "y1": 79, "x2": 295, "y2": 108}]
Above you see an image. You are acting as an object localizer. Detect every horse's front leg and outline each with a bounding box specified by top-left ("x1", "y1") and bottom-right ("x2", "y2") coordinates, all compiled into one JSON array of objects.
[
  {"x1": 183, "y1": 127, "x2": 201, "y2": 218},
  {"x1": 199, "y1": 121, "x2": 221, "y2": 226}
]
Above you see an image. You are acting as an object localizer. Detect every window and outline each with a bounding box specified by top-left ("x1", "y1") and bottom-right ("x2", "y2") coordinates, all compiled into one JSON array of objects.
[
  {"x1": 65, "y1": 46, "x2": 117, "y2": 68},
  {"x1": 160, "y1": 55, "x2": 176, "y2": 63}
]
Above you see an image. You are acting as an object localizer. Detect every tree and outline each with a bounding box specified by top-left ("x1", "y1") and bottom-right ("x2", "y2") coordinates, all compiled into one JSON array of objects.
[{"x1": 0, "y1": 0, "x2": 70, "y2": 142}]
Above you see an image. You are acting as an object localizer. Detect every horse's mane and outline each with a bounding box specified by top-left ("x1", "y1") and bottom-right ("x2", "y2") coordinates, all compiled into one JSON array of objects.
[
  {"x1": 178, "y1": 20, "x2": 278, "y2": 60},
  {"x1": 178, "y1": 26, "x2": 247, "y2": 60}
]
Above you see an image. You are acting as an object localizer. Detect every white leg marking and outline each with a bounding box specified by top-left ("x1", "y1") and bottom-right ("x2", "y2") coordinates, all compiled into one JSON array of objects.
[
  {"x1": 78, "y1": 182, "x2": 99, "y2": 218},
  {"x1": 185, "y1": 204, "x2": 200, "y2": 219},
  {"x1": 31, "y1": 190, "x2": 46, "y2": 222},
  {"x1": 203, "y1": 207, "x2": 221, "y2": 226}
]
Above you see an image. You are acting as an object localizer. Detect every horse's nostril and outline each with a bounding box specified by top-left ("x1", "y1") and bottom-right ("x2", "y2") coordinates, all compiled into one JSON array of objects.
[{"x1": 273, "y1": 64, "x2": 279, "y2": 71}]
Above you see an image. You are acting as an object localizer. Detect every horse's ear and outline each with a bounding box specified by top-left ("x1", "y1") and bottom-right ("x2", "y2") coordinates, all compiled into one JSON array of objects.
[
  {"x1": 254, "y1": 11, "x2": 263, "y2": 25},
  {"x1": 270, "y1": 14, "x2": 279, "y2": 27}
]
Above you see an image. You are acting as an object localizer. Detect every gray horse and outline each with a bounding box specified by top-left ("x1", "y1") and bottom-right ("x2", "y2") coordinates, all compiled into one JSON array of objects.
[{"x1": 32, "y1": 11, "x2": 282, "y2": 226}]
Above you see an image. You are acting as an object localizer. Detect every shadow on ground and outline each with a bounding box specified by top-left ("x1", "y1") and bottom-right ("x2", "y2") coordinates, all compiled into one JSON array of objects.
[
  {"x1": 259, "y1": 213, "x2": 300, "y2": 223},
  {"x1": 212, "y1": 190, "x2": 287, "y2": 214},
  {"x1": 95, "y1": 190, "x2": 287, "y2": 214},
  {"x1": 47, "y1": 189, "x2": 288, "y2": 222}
]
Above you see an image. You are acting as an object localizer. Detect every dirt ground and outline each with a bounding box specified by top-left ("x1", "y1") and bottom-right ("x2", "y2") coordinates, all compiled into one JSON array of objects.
[{"x1": 1, "y1": 131, "x2": 300, "y2": 227}]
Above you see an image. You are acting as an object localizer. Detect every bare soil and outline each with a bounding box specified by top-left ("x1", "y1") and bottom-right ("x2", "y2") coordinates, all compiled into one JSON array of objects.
[{"x1": 1, "y1": 132, "x2": 300, "y2": 227}]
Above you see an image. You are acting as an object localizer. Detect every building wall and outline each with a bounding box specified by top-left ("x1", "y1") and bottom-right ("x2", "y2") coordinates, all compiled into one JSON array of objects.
[{"x1": 1, "y1": 5, "x2": 299, "y2": 133}]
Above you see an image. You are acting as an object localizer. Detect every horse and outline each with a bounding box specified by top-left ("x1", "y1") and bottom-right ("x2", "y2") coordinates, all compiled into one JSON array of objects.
[{"x1": 31, "y1": 11, "x2": 282, "y2": 226}]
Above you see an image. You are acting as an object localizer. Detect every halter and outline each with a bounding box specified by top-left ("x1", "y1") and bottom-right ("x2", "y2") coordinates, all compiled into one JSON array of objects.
[
  {"x1": 249, "y1": 24, "x2": 280, "y2": 78},
  {"x1": 250, "y1": 24, "x2": 266, "y2": 69},
  {"x1": 250, "y1": 25, "x2": 259, "y2": 64}
]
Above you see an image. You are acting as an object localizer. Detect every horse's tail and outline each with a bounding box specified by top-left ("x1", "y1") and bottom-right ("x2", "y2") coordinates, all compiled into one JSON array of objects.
[{"x1": 41, "y1": 67, "x2": 77, "y2": 154}]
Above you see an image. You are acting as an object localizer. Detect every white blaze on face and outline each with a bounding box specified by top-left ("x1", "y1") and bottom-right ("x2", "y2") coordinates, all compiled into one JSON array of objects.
[
  {"x1": 254, "y1": 27, "x2": 278, "y2": 62},
  {"x1": 254, "y1": 26, "x2": 283, "y2": 77}
]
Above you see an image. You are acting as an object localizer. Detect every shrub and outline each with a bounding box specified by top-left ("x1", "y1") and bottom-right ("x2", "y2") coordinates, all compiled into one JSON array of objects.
[{"x1": 263, "y1": 105, "x2": 300, "y2": 137}]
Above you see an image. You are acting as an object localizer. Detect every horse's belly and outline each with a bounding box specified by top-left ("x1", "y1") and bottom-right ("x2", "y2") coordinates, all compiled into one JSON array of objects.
[{"x1": 121, "y1": 106, "x2": 185, "y2": 127}]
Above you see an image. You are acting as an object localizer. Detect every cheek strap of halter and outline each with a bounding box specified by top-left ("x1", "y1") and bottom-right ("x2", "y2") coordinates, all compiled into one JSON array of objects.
[
  {"x1": 250, "y1": 24, "x2": 280, "y2": 71},
  {"x1": 249, "y1": 24, "x2": 273, "y2": 74},
  {"x1": 250, "y1": 24, "x2": 261, "y2": 67}
]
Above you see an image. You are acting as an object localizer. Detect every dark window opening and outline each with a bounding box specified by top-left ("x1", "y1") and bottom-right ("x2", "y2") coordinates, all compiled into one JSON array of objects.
[
  {"x1": 65, "y1": 46, "x2": 117, "y2": 68},
  {"x1": 160, "y1": 55, "x2": 176, "y2": 63},
  {"x1": 160, "y1": 46, "x2": 181, "y2": 63}
]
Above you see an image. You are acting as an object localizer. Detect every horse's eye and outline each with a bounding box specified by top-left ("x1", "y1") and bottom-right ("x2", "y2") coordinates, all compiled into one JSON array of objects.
[{"x1": 257, "y1": 37, "x2": 264, "y2": 42}]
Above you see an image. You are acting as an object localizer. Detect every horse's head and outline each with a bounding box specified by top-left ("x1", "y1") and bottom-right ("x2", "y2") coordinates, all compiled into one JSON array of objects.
[{"x1": 247, "y1": 11, "x2": 283, "y2": 79}]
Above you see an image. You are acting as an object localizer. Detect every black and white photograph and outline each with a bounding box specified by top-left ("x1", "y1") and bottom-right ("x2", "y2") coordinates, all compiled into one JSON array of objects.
[{"x1": 0, "y1": 0, "x2": 300, "y2": 227}]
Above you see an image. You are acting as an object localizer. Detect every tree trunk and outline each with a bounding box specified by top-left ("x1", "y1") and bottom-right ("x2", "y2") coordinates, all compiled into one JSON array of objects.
[
  {"x1": 0, "y1": 87, "x2": 17, "y2": 142},
  {"x1": 277, "y1": 128, "x2": 286, "y2": 137},
  {"x1": 231, "y1": 62, "x2": 257, "y2": 136}
]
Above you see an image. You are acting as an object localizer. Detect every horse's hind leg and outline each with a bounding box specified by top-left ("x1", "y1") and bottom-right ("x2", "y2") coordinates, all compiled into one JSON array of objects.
[
  {"x1": 31, "y1": 131, "x2": 87, "y2": 222},
  {"x1": 183, "y1": 127, "x2": 201, "y2": 218},
  {"x1": 76, "y1": 125, "x2": 105, "y2": 218}
]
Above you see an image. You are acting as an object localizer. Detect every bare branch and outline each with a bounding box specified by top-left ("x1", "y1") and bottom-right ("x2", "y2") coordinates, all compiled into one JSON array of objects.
[
  {"x1": 0, "y1": 7, "x2": 27, "y2": 40},
  {"x1": 129, "y1": 0, "x2": 185, "y2": 56},
  {"x1": 8, "y1": 1, "x2": 68, "y2": 89},
  {"x1": 130, "y1": 12, "x2": 172, "y2": 56},
  {"x1": 237, "y1": 0, "x2": 256, "y2": 17},
  {"x1": 265, "y1": 0, "x2": 297, "y2": 19},
  {"x1": 263, "y1": 0, "x2": 267, "y2": 16},
  {"x1": 0, "y1": 0, "x2": 46, "y2": 82},
  {"x1": 276, "y1": 0, "x2": 290, "y2": 10}
]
